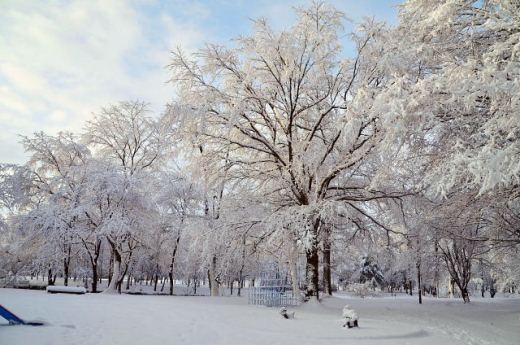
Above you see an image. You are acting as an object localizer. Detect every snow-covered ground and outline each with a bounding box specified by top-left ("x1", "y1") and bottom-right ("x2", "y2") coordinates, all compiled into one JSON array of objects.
[{"x1": 1, "y1": 288, "x2": 519, "y2": 345}]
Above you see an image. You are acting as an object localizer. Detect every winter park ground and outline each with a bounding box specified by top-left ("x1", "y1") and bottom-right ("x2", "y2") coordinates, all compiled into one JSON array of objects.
[{"x1": 1, "y1": 288, "x2": 519, "y2": 345}]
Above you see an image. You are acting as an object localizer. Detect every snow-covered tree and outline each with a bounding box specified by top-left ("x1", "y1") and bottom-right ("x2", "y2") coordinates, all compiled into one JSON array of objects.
[
  {"x1": 17, "y1": 132, "x2": 91, "y2": 285},
  {"x1": 84, "y1": 101, "x2": 170, "y2": 293},
  {"x1": 168, "y1": 2, "x2": 415, "y2": 300},
  {"x1": 380, "y1": 0, "x2": 519, "y2": 195}
]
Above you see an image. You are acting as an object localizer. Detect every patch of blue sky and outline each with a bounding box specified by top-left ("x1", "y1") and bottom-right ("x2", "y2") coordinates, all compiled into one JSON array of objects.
[{"x1": 132, "y1": 0, "x2": 400, "y2": 55}]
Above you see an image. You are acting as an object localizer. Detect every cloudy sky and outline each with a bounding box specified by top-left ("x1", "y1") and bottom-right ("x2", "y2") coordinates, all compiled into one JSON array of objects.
[{"x1": 0, "y1": 0, "x2": 399, "y2": 164}]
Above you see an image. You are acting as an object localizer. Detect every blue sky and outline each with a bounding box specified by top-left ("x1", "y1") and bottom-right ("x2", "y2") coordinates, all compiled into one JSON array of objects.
[{"x1": 0, "y1": 0, "x2": 400, "y2": 164}]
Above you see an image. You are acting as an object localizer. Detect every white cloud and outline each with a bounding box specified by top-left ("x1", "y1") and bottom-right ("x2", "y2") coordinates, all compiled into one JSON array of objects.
[
  {"x1": 0, "y1": 0, "x2": 398, "y2": 164},
  {"x1": 0, "y1": 0, "x2": 207, "y2": 164}
]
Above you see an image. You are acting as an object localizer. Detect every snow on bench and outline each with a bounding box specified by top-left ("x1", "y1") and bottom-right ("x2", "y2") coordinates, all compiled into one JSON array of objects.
[{"x1": 46, "y1": 286, "x2": 86, "y2": 294}]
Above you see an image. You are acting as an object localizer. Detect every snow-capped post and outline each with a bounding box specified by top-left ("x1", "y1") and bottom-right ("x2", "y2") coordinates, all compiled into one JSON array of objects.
[{"x1": 342, "y1": 305, "x2": 359, "y2": 328}]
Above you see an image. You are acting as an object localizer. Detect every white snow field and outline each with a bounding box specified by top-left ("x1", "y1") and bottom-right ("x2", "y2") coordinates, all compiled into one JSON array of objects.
[{"x1": 1, "y1": 288, "x2": 519, "y2": 345}]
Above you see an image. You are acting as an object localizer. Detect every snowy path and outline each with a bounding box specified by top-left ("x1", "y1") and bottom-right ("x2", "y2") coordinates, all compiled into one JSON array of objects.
[{"x1": 0, "y1": 289, "x2": 519, "y2": 345}]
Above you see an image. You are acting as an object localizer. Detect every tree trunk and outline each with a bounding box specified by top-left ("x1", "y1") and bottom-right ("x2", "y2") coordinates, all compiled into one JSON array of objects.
[
  {"x1": 289, "y1": 240, "x2": 300, "y2": 298},
  {"x1": 108, "y1": 250, "x2": 114, "y2": 286},
  {"x1": 237, "y1": 274, "x2": 243, "y2": 297},
  {"x1": 416, "y1": 259, "x2": 422, "y2": 304},
  {"x1": 460, "y1": 287, "x2": 470, "y2": 303},
  {"x1": 126, "y1": 273, "x2": 132, "y2": 290},
  {"x1": 305, "y1": 244, "x2": 320, "y2": 301},
  {"x1": 47, "y1": 268, "x2": 55, "y2": 286},
  {"x1": 169, "y1": 274, "x2": 174, "y2": 296},
  {"x1": 480, "y1": 259, "x2": 485, "y2": 298},
  {"x1": 116, "y1": 250, "x2": 133, "y2": 294},
  {"x1": 89, "y1": 238, "x2": 101, "y2": 293},
  {"x1": 63, "y1": 247, "x2": 71, "y2": 287},
  {"x1": 63, "y1": 260, "x2": 69, "y2": 286},
  {"x1": 490, "y1": 280, "x2": 496, "y2": 298},
  {"x1": 322, "y1": 236, "x2": 332, "y2": 296},
  {"x1": 169, "y1": 235, "x2": 181, "y2": 296},
  {"x1": 105, "y1": 242, "x2": 121, "y2": 294},
  {"x1": 304, "y1": 217, "x2": 320, "y2": 301},
  {"x1": 237, "y1": 233, "x2": 247, "y2": 297},
  {"x1": 92, "y1": 262, "x2": 98, "y2": 293},
  {"x1": 209, "y1": 255, "x2": 219, "y2": 296}
]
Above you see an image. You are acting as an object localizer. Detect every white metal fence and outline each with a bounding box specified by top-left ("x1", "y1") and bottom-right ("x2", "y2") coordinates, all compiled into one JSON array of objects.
[
  {"x1": 247, "y1": 276, "x2": 300, "y2": 307},
  {"x1": 248, "y1": 288, "x2": 300, "y2": 307}
]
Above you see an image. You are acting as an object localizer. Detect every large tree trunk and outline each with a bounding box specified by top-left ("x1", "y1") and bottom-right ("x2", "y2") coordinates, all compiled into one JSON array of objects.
[
  {"x1": 289, "y1": 238, "x2": 300, "y2": 298},
  {"x1": 106, "y1": 254, "x2": 121, "y2": 293},
  {"x1": 322, "y1": 234, "x2": 332, "y2": 296},
  {"x1": 305, "y1": 246, "x2": 320, "y2": 301},
  {"x1": 209, "y1": 255, "x2": 219, "y2": 296},
  {"x1": 104, "y1": 242, "x2": 121, "y2": 294},
  {"x1": 305, "y1": 219, "x2": 320, "y2": 301}
]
